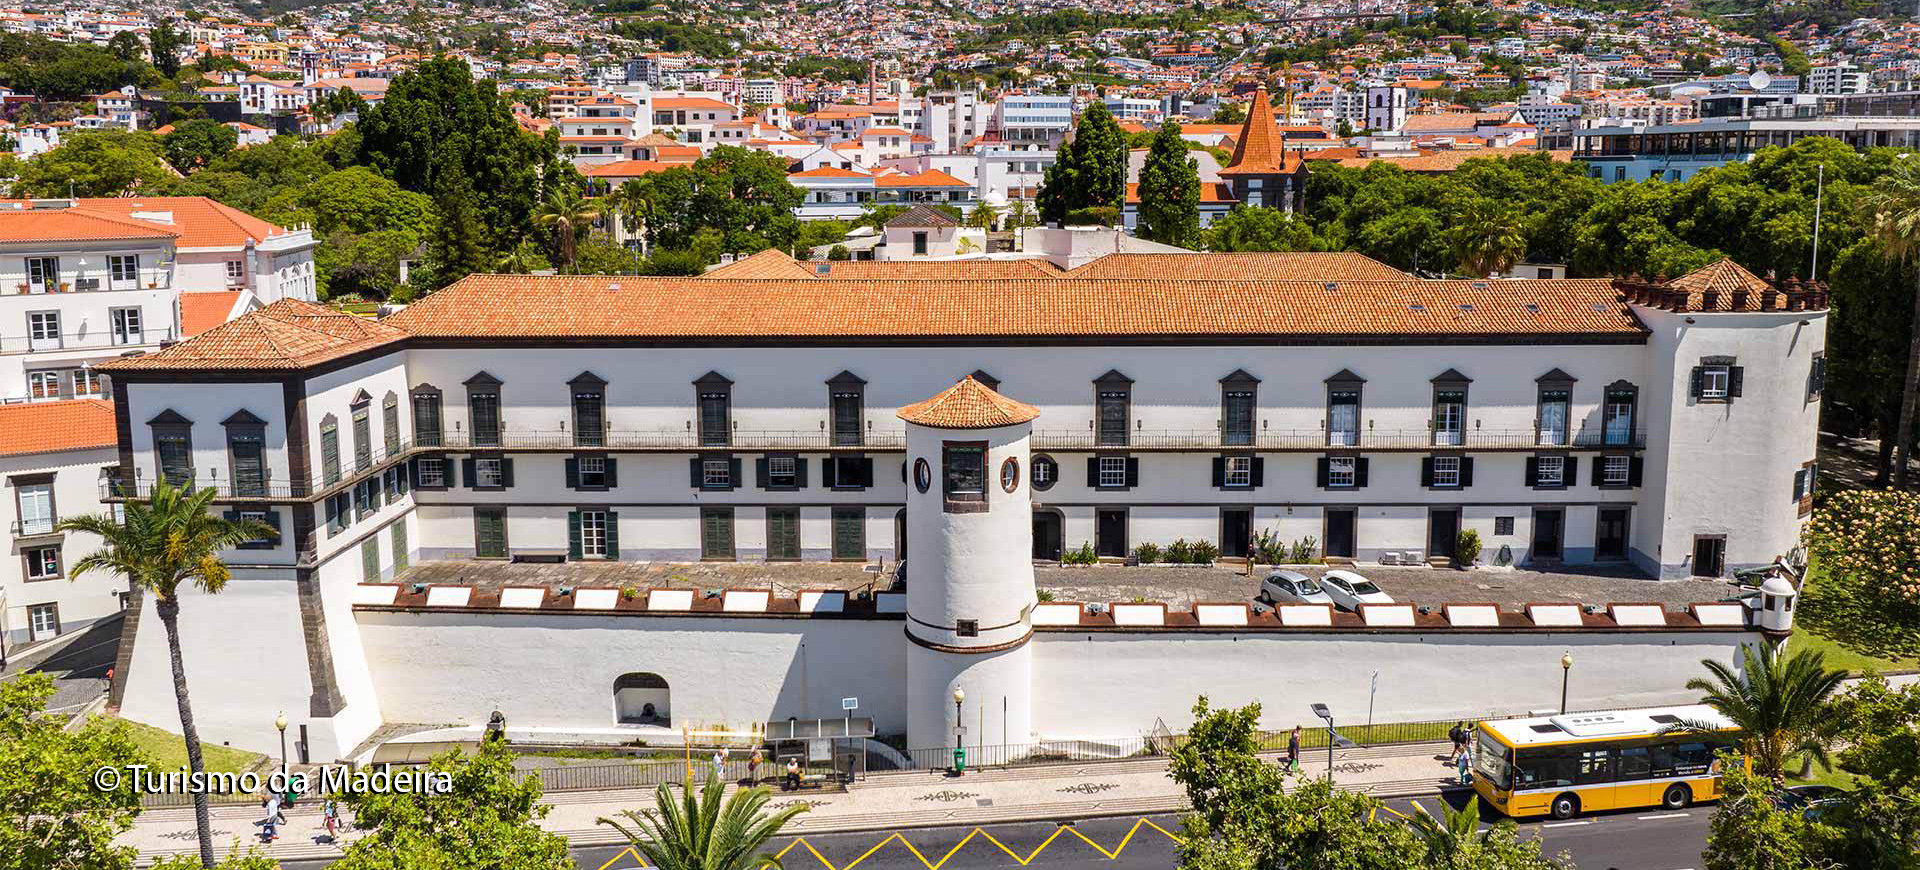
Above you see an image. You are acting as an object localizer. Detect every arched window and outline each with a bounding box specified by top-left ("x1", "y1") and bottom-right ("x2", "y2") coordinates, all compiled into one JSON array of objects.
[{"x1": 614, "y1": 673, "x2": 670, "y2": 725}]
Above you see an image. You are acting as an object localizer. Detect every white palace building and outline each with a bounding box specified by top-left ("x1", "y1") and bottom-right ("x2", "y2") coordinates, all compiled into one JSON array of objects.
[{"x1": 93, "y1": 246, "x2": 1819, "y2": 762}]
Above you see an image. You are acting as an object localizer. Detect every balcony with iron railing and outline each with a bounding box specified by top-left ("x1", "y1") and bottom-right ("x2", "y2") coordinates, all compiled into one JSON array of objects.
[
  {"x1": 1028, "y1": 426, "x2": 1646, "y2": 452},
  {"x1": 0, "y1": 325, "x2": 177, "y2": 356}
]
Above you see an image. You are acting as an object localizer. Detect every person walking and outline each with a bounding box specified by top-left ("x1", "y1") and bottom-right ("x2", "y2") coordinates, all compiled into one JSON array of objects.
[
  {"x1": 258, "y1": 793, "x2": 282, "y2": 843},
  {"x1": 748, "y1": 749, "x2": 763, "y2": 784},
  {"x1": 323, "y1": 797, "x2": 342, "y2": 842},
  {"x1": 712, "y1": 749, "x2": 726, "y2": 783},
  {"x1": 1286, "y1": 726, "x2": 1301, "y2": 773},
  {"x1": 1456, "y1": 741, "x2": 1473, "y2": 786},
  {"x1": 1447, "y1": 721, "x2": 1464, "y2": 762}
]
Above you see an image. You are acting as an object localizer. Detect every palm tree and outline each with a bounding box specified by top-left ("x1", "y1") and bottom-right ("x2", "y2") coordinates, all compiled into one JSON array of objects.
[
  {"x1": 1861, "y1": 158, "x2": 1920, "y2": 487},
  {"x1": 1405, "y1": 795, "x2": 1513, "y2": 860},
  {"x1": 534, "y1": 185, "x2": 602, "y2": 273},
  {"x1": 598, "y1": 774, "x2": 808, "y2": 870},
  {"x1": 966, "y1": 202, "x2": 1001, "y2": 232},
  {"x1": 1006, "y1": 200, "x2": 1034, "y2": 230},
  {"x1": 58, "y1": 481, "x2": 272, "y2": 869},
  {"x1": 1677, "y1": 644, "x2": 1846, "y2": 783},
  {"x1": 611, "y1": 178, "x2": 656, "y2": 256},
  {"x1": 1446, "y1": 200, "x2": 1529, "y2": 278}
]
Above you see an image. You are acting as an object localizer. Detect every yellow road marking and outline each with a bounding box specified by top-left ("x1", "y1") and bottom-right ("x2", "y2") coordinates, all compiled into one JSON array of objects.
[
  {"x1": 767, "y1": 817, "x2": 1183, "y2": 870},
  {"x1": 597, "y1": 845, "x2": 648, "y2": 870}
]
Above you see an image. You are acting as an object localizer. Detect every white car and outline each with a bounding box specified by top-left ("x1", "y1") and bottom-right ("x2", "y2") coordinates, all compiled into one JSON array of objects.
[
  {"x1": 1258, "y1": 570, "x2": 1335, "y2": 606},
  {"x1": 1320, "y1": 570, "x2": 1393, "y2": 611}
]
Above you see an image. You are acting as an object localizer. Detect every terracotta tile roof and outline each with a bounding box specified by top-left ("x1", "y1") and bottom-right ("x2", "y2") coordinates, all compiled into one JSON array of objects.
[
  {"x1": 653, "y1": 97, "x2": 735, "y2": 111},
  {"x1": 809, "y1": 259, "x2": 1066, "y2": 279},
  {"x1": 1220, "y1": 88, "x2": 1301, "y2": 176},
  {"x1": 703, "y1": 248, "x2": 821, "y2": 279},
  {"x1": 69, "y1": 197, "x2": 288, "y2": 248},
  {"x1": 874, "y1": 169, "x2": 970, "y2": 188},
  {"x1": 178, "y1": 290, "x2": 245, "y2": 337},
  {"x1": 1066, "y1": 252, "x2": 1406, "y2": 281},
  {"x1": 789, "y1": 166, "x2": 870, "y2": 179},
  {"x1": 379, "y1": 274, "x2": 1647, "y2": 343},
  {"x1": 884, "y1": 205, "x2": 959, "y2": 228},
  {"x1": 0, "y1": 399, "x2": 117, "y2": 458},
  {"x1": 1618, "y1": 259, "x2": 1830, "y2": 313},
  {"x1": 897, "y1": 376, "x2": 1040, "y2": 429},
  {"x1": 97, "y1": 299, "x2": 406, "y2": 372},
  {"x1": 0, "y1": 207, "x2": 179, "y2": 243},
  {"x1": 1125, "y1": 182, "x2": 1238, "y2": 204},
  {"x1": 1331, "y1": 148, "x2": 1572, "y2": 172},
  {"x1": 584, "y1": 159, "x2": 673, "y2": 178}
]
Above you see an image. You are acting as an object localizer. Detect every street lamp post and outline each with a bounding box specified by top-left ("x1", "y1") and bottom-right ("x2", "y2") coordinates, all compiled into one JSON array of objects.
[
  {"x1": 951, "y1": 687, "x2": 966, "y2": 775},
  {"x1": 274, "y1": 712, "x2": 289, "y2": 778},
  {"x1": 1560, "y1": 651, "x2": 1574, "y2": 714},
  {"x1": 1311, "y1": 703, "x2": 1334, "y2": 779}
]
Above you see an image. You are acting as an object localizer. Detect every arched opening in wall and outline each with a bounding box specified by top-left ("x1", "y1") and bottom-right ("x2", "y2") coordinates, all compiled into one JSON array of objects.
[
  {"x1": 613, "y1": 673, "x2": 670, "y2": 725},
  {"x1": 1033, "y1": 509, "x2": 1064, "y2": 561},
  {"x1": 894, "y1": 508, "x2": 907, "y2": 563}
]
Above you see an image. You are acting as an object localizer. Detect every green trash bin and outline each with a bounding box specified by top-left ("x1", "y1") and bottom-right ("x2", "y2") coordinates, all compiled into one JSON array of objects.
[{"x1": 952, "y1": 746, "x2": 966, "y2": 774}]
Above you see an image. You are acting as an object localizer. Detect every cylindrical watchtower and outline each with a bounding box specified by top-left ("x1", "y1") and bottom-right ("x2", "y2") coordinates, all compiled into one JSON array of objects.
[{"x1": 897, "y1": 377, "x2": 1040, "y2": 754}]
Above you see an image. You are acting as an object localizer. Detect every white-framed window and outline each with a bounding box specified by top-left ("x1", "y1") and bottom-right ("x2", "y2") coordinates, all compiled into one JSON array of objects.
[
  {"x1": 226, "y1": 260, "x2": 245, "y2": 283},
  {"x1": 16, "y1": 481, "x2": 54, "y2": 535},
  {"x1": 1700, "y1": 366, "x2": 1730, "y2": 400},
  {"x1": 25, "y1": 545, "x2": 60, "y2": 580},
  {"x1": 1098, "y1": 456, "x2": 1127, "y2": 488},
  {"x1": 579, "y1": 456, "x2": 607, "y2": 488},
  {"x1": 1604, "y1": 392, "x2": 1635, "y2": 445},
  {"x1": 26, "y1": 256, "x2": 58, "y2": 290},
  {"x1": 1224, "y1": 455, "x2": 1252, "y2": 487},
  {"x1": 27, "y1": 371, "x2": 60, "y2": 400},
  {"x1": 1328, "y1": 390, "x2": 1359, "y2": 446},
  {"x1": 474, "y1": 457, "x2": 504, "y2": 488},
  {"x1": 108, "y1": 254, "x2": 139, "y2": 286},
  {"x1": 28, "y1": 311, "x2": 60, "y2": 342},
  {"x1": 1537, "y1": 456, "x2": 1565, "y2": 487},
  {"x1": 75, "y1": 368, "x2": 103, "y2": 396},
  {"x1": 703, "y1": 458, "x2": 731, "y2": 488},
  {"x1": 1433, "y1": 390, "x2": 1465, "y2": 446},
  {"x1": 1603, "y1": 455, "x2": 1632, "y2": 486},
  {"x1": 1031, "y1": 456, "x2": 1055, "y2": 488},
  {"x1": 111, "y1": 307, "x2": 142, "y2": 345},
  {"x1": 417, "y1": 458, "x2": 446, "y2": 487},
  {"x1": 1432, "y1": 456, "x2": 1462, "y2": 487},
  {"x1": 768, "y1": 456, "x2": 797, "y2": 487},
  {"x1": 1537, "y1": 390, "x2": 1570, "y2": 446},
  {"x1": 28, "y1": 603, "x2": 59, "y2": 639},
  {"x1": 1327, "y1": 456, "x2": 1357, "y2": 488},
  {"x1": 580, "y1": 510, "x2": 608, "y2": 558}
]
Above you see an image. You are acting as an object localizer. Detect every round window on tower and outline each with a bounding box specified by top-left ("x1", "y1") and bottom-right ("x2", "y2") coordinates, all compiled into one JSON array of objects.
[
  {"x1": 913, "y1": 458, "x2": 931, "y2": 493},
  {"x1": 1000, "y1": 457, "x2": 1020, "y2": 493}
]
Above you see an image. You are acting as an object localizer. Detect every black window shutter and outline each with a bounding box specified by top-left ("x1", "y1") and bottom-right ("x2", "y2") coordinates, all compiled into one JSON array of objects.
[
  {"x1": 500, "y1": 458, "x2": 515, "y2": 487},
  {"x1": 1524, "y1": 457, "x2": 1539, "y2": 487},
  {"x1": 1629, "y1": 457, "x2": 1643, "y2": 487},
  {"x1": 755, "y1": 457, "x2": 770, "y2": 489},
  {"x1": 857, "y1": 458, "x2": 874, "y2": 487},
  {"x1": 604, "y1": 458, "x2": 618, "y2": 488},
  {"x1": 1590, "y1": 456, "x2": 1603, "y2": 486},
  {"x1": 822, "y1": 457, "x2": 837, "y2": 487},
  {"x1": 1315, "y1": 457, "x2": 1330, "y2": 488},
  {"x1": 605, "y1": 511, "x2": 620, "y2": 556},
  {"x1": 565, "y1": 457, "x2": 579, "y2": 489},
  {"x1": 1087, "y1": 457, "x2": 1099, "y2": 486},
  {"x1": 461, "y1": 457, "x2": 477, "y2": 489},
  {"x1": 222, "y1": 509, "x2": 238, "y2": 523},
  {"x1": 1355, "y1": 458, "x2": 1370, "y2": 487},
  {"x1": 1251, "y1": 457, "x2": 1265, "y2": 487},
  {"x1": 1793, "y1": 469, "x2": 1806, "y2": 501},
  {"x1": 1566, "y1": 458, "x2": 1579, "y2": 487},
  {"x1": 728, "y1": 457, "x2": 742, "y2": 489},
  {"x1": 795, "y1": 457, "x2": 808, "y2": 488},
  {"x1": 1211, "y1": 457, "x2": 1225, "y2": 488},
  {"x1": 1689, "y1": 366, "x2": 1704, "y2": 398},
  {"x1": 1728, "y1": 366, "x2": 1744, "y2": 397},
  {"x1": 409, "y1": 457, "x2": 420, "y2": 488},
  {"x1": 1460, "y1": 457, "x2": 1474, "y2": 487},
  {"x1": 689, "y1": 457, "x2": 702, "y2": 488},
  {"x1": 568, "y1": 510, "x2": 582, "y2": 560},
  {"x1": 264, "y1": 511, "x2": 282, "y2": 541},
  {"x1": 1420, "y1": 457, "x2": 1435, "y2": 487},
  {"x1": 1124, "y1": 457, "x2": 1139, "y2": 487}
]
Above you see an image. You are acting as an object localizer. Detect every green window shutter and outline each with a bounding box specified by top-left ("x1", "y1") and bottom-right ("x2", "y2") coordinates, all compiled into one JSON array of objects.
[
  {"x1": 321, "y1": 424, "x2": 340, "y2": 485},
  {"x1": 604, "y1": 511, "x2": 620, "y2": 560},
  {"x1": 391, "y1": 522, "x2": 409, "y2": 573},
  {"x1": 568, "y1": 510, "x2": 583, "y2": 560},
  {"x1": 361, "y1": 538, "x2": 380, "y2": 583}
]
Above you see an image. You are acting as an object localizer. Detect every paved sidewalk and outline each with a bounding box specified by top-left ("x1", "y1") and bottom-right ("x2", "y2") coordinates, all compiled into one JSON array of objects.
[{"x1": 120, "y1": 741, "x2": 1466, "y2": 864}]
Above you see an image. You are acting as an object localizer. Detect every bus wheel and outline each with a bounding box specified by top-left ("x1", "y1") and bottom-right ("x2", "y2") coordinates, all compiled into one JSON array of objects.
[
  {"x1": 1662, "y1": 785, "x2": 1691, "y2": 810},
  {"x1": 1549, "y1": 793, "x2": 1580, "y2": 820}
]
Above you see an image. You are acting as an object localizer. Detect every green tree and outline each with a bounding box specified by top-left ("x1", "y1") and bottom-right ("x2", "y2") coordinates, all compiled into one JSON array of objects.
[
  {"x1": 1446, "y1": 199, "x2": 1530, "y2": 277},
  {"x1": 966, "y1": 201, "x2": 1001, "y2": 231},
  {"x1": 624, "y1": 146, "x2": 801, "y2": 254},
  {"x1": 159, "y1": 135, "x2": 335, "y2": 216},
  {"x1": 1817, "y1": 675, "x2": 1920, "y2": 867},
  {"x1": 160, "y1": 119, "x2": 238, "y2": 172},
  {"x1": 12, "y1": 129, "x2": 172, "y2": 197},
  {"x1": 1804, "y1": 490, "x2": 1920, "y2": 658},
  {"x1": 108, "y1": 32, "x2": 145, "y2": 63},
  {"x1": 57, "y1": 482, "x2": 273, "y2": 869},
  {"x1": 574, "y1": 237, "x2": 645, "y2": 274},
  {"x1": 0, "y1": 673, "x2": 147, "y2": 870},
  {"x1": 1825, "y1": 242, "x2": 1917, "y2": 483},
  {"x1": 1137, "y1": 121, "x2": 1201, "y2": 248},
  {"x1": 332, "y1": 741, "x2": 569, "y2": 870},
  {"x1": 534, "y1": 184, "x2": 602, "y2": 272},
  {"x1": 1037, "y1": 102, "x2": 1127, "y2": 225},
  {"x1": 1005, "y1": 200, "x2": 1035, "y2": 229},
  {"x1": 148, "y1": 847, "x2": 281, "y2": 870},
  {"x1": 0, "y1": 33, "x2": 153, "y2": 101},
  {"x1": 1861, "y1": 158, "x2": 1920, "y2": 486},
  {"x1": 1205, "y1": 206, "x2": 1319, "y2": 252},
  {"x1": 149, "y1": 20, "x2": 186, "y2": 79},
  {"x1": 1210, "y1": 100, "x2": 1246, "y2": 125},
  {"x1": 1680, "y1": 645, "x2": 1846, "y2": 782},
  {"x1": 827, "y1": 244, "x2": 851, "y2": 261},
  {"x1": 597, "y1": 774, "x2": 808, "y2": 870},
  {"x1": 1701, "y1": 761, "x2": 1816, "y2": 870}
]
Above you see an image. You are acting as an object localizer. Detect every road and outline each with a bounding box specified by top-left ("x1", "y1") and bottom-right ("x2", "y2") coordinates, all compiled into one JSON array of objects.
[{"x1": 281, "y1": 795, "x2": 1709, "y2": 870}]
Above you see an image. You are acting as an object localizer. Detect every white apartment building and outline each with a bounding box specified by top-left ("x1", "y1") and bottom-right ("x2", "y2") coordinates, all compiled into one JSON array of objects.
[
  {"x1": 1806, "y1": 63, "x2": 1870, "y2": 95},
  {"x1": 0, "y1": 399, "x2": 120, "y2": 656},
  {"x1": 0, "y1": 197, "x2": 317, "y2": 404},
  {"x1": 993, "y1": 94, "x2": 1074, "y2": 147},
  {"x1": 96, "y1": 252, "x2": 1819, "y2": 760}
]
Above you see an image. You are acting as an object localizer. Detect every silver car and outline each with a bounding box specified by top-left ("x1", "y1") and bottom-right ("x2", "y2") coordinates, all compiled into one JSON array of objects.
[{"x1": 1259, "y1": 569, "x2": 1335, "y2": 606}]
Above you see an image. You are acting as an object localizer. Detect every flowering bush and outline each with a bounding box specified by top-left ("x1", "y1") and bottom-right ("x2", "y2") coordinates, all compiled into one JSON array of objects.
[{"x1": 1805, "y1": 489, "x2": 1920, "y2": 618}]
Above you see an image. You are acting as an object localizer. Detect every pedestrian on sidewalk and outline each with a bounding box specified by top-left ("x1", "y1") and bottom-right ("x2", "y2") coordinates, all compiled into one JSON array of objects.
[
  {"x1": 1456, "y1": 742, "x2": 1473, "y2": 786},
  {"x1": 257, "y1": 793, "x2": 283, "y2": 843},
  {"x1": 1286, "y1": 726, "x2": 1301, "y2": 773},
  {"x1": 712, "y1": 749, "x2": 726, "y2": 783},
  {"x1": 1447, "y1": 722, "x2": 1465, "y2": 762},
  {"x1": 784, "y1": 757, "x2": 801, "y2": 791},
  {"x1": 748, "y1": 749, "x2": 762, "y2": 784},
  {"x1": 323, "y1": 797, "x2": 342, "y2": 842}
]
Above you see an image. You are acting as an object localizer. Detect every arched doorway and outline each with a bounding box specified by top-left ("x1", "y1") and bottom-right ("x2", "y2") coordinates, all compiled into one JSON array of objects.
[
  {"x1": 613, "y1": 672, "x2": 670, "y2": 725},
  {"x1": 1033, "y1": 509, "x2": 1063, "y2": 561},
  {"x1": 894, "y1": 508, "x2": 907, "y2": 563}
]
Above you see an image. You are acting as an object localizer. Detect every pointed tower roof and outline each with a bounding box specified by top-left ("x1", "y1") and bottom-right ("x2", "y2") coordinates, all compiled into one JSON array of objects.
[
  {"x1": 897, "y1": 376, "x2": 1040, "y2": 429},
  {"x1": 1219, "y1": 88, "x2": 1299, "y2": 176}
]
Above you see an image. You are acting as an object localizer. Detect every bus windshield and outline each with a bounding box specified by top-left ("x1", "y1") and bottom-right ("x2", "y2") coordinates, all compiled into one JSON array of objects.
[{"x1": 1474, "y1": 730, "x2": 1510, "y2": 788}]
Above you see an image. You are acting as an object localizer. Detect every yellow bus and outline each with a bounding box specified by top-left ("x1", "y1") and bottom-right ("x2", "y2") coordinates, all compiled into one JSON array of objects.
[{"x1": 1471, "y1": 704, "x2": 1741, "y2": 819}]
